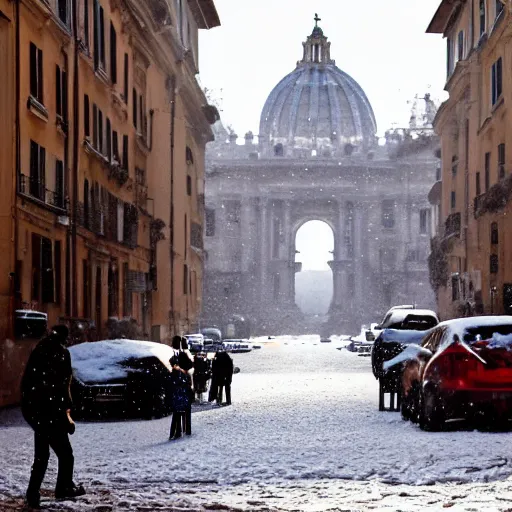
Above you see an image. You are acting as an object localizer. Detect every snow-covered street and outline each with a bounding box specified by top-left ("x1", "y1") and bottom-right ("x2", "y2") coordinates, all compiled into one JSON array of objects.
[{"x1": 2, "y1": 335, "x2": 512, "y2": 511}]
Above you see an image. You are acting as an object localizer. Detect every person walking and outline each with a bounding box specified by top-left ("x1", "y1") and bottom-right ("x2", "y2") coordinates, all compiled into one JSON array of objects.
[
  {"x1": 21, "y1": 325, "x2": 85, "y2": 509},
  {"x1": 212, "y1": 349, "x2": 234, "y2": 406},
  {"x1": 168, "y1": 336, "x2": 191, "y2": 440},
  {"x1": 193, "y1": 352, "x2": 210, "y2": 402}
]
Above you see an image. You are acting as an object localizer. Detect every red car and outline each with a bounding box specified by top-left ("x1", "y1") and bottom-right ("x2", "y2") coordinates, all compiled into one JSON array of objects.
[{"x1": 393, "y1": 316, "x2": 512, "y2": 430}]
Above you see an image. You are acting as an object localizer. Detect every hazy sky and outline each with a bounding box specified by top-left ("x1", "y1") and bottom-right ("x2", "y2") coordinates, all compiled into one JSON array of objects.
[
  {"x1": 296, "y1": 221, "x2": 334, "y2": 271},
  {"x1": 198, "y1": 0, "x2": 447, "y2": 138}
]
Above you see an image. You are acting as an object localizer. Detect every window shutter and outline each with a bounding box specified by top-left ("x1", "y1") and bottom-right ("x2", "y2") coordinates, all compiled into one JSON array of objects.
[
  {"x1": 92, "y1": 104, "x2": 98, "y2": 147},
  {"x1": 93, "y1": 0, "x2": 99, "y2": 69},
  {"x1": 55, "y1": 241, "x2": 62, "y2": 305},
  {"x1": 122, "y1": 134, "x2": 128, "y2": 170},
  {"x1": 110, "y1": 22, "x2": 117, "y2": 83},
  {"x1": 84, "y1": 95, "x2": 90, "y2": 137},
  {"x1": 30, "y1": 140, "x2": 38, "y2": 190},
  {"x1": 56, "y1": 65, "x2": 62, "y2": 116},
  {"x1": 98, "y1": 110, "x2": 103, "y2": 153},
  {"x1": 55, "y1": 160, "x2": 64, "y2": 208},
  {"x1": 39, "y1": 146, "x2": 46, "y2": 190},
  {"x1": 30, "y1": 43, "x2": 37, "y2": 98},
  {"x1": 112, "y1": 130, "x2": 119, "y2": 161},
  {"x1": 132, "y1": 89, "x2": 137, "y2": 129},
  {"x1": 123, "y1": 53, "x2": 128, "y2": 103},
  {"x1": 62, "y1": 70, "x2": 68, "y2": 121},
  {"x1": 106, "y1": 118, "x2": 112, "y2": 161},
  {"x1": 117, "y1": 200, "x2": 124, "y2": 242},
  {"x1": 32, "y1": 234, "x2": 41, "y2": 302},
  {"x1": 37, "y1": 48, "x2": 43, "y2": 101}
]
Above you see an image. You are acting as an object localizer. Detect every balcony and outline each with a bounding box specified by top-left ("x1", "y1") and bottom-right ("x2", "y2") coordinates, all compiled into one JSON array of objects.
[
  {"x1": 135, "y1": 182, "x2": 148, "y2": 211},
  {"x1": 444, "y1": 212, "x2": 461, "y2": 239},
  {"x1": 18, "y1": 174, "x2": 66, "y2": 212}
]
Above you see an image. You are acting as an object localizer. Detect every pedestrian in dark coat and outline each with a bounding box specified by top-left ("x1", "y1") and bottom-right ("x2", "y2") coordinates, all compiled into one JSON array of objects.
[
  {"x1": 212, "y1": 350, "x2": 234, "y2": 406},
  {"x1": 168, "y1": 336, "x2": 191, "y2": 440},
  {"x1": 193, "y1": 353, "x2": 210, "y2": 401},
  {"x1": 180, "y1": 338, "x2": 194, "y2": 435},
  {"x1": 21, "y1": 325, "x2": 85, "y2": 509}
]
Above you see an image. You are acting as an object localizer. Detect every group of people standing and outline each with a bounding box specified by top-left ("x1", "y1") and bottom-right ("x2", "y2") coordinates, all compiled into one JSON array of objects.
[
  {"x1": 19, "y1": 327, "x2": 236, "y2": 509},
  {"x1": 167, "y1": 335, "x2": 235, "y2": 440}
]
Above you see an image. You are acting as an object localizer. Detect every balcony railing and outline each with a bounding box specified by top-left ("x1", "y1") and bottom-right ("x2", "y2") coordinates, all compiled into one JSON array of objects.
[
  {"x1": 444, "y1": 212, "x2": 461, "y2": 238},
  {"x1": 19, "y1": 174, "x2": 66, "y2": 211}
]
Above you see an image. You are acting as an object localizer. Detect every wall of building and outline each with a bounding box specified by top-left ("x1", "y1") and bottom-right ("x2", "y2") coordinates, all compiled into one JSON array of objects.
[{"x1": 0, "y1": 0, "x2": 219, "y2": 407}]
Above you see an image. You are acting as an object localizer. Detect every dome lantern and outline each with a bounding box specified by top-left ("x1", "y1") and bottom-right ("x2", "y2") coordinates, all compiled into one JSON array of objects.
[{"x1": 299, "y1": 14, "x2": 334, "y2": 66}]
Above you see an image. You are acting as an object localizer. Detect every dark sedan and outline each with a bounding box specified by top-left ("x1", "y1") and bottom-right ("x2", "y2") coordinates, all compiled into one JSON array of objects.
[{"x1": 69, "y1": 339, "x2": 175, "y2": 420}]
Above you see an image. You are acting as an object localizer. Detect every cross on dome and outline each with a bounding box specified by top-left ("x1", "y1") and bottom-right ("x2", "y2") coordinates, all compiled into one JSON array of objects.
[{"x1": 314, "y1": 13, "x2": 321, "y2": 26}]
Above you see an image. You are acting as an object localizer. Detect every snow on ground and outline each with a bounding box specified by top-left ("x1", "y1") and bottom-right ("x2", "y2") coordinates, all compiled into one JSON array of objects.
[{"x1": 1, "y1": 335, "x2": 512, "y2": 511}]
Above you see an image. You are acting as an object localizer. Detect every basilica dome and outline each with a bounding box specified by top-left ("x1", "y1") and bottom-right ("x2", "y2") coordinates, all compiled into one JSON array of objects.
[{"x1": 259, "y1": 19, "x2": 377, "y2": 157}]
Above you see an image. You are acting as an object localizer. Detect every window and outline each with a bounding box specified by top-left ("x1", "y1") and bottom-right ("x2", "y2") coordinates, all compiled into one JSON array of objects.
[
  {"x1": 98, "y1": 109, "x2": 103, "y2": 153},
  {"x1": 108, "y1": 262, "x2": 119, "y2": 317},
  {"x1": 451, "y1": 155, "x2": 458, "y2": 176},
  {"x1": 191, "y1": 222, "x2": 202, "y2": 250},
  {"x1": 110, "y1": 22, "x2": 117, "y2": 83},
  {"x1": 55, "y1": 65, "x2": 68, "y2": 122},
  {"x1": 84, "y1": 179, "x2": 90, "y2": 229},
  {"x1": 274, "y1": 143, "x2": 284, "y2": 156},
  {"x1": 106, "y1": 118, "x2": 112, "y2": 161},
  {"x1": 84, "y1": 95, "x2": 90, "y2": 137},
  {"x1": 54, "y1": 241, "x2": 62, "y2": 305},
  {"x1": 30, "y1": 140, "x2": 46, "y2": 200},
  {"x1": 83, "y1": 259, "x2": 90, "y2": 318},
  {"x1": 498, "y1": 143, "x2": 505, "y2": 179},
  {"x1": 57, "y1": 0, "x2": 69, "y2": 26},
  {"x1": 112, "y1": 130, "x2": 119, "y2": 161},
  {"x1": 123, "y1": 53, "x2": 128, "y2": 103},
  {"x1": 122, "y1": 134, "x2": 129, "y2": 170},
  {"x1": 485, "y1": 152, "x2": 491, "y2": 191},
  {"x1": 92, "y1": 105, "x2": 104, "y2": 153},
  {"x1": 29, "y1": 42, "x2": 43, "y2": 103},
  {"x1": 83, "y1": 0, "x2": 89, "y2": 48},
  {"x1": 480, "y1": 0, "x2": 486, "y2": 36},
  {"x1": 123, "y1": 263, "x2": 132, "y2": 317},
  {"x1": 381, "y1": 199, "x2": 395, "y2": 228},
  {"x1": 183, "y1": 264, "x2": 188, "y2": 295},
  {"x1": 476, "y1": 171, "x2": 481, "y2": 196},
  {"x1": 496, "y1": 0, "x2": 504, "y2": 18},
  {"x1": 93, "y1": 0, "x2": 105, "y2": 70},
  {"x1": 55, "y1": 159, "x2": 64, "y2": 208},
  {"x1": 186, "y1": 146, "x2": 194, "y2": 164},
  {"x1": 32, "y1": 234, "x2": 55, "y2": 304},
  {"x1": 205, "y1": 208, "x2": 215, "y2": 236},
  {"x1": 490, "y1": 254, "x2": 499, "y2": 274},
  {"x1": 446, "y1": 37, "x2": 453, "y2": 77},
  {"x1": 186, "y1": 175, "x2": 192, "y2": 196},
  {"x1": 451, "y1": 191, "x2": 456, "y2": 209},
  {"x1": 451, "y1": 275, "x2": 460, "y2": 301},
  {"x1": 132, "y1": 88, "x2": 137, "y2": 128},
  {"x1": 457, "y1": 30, "x2": 464, "y2": 61},
  {"x1": 491, "y1": 57, "x2": 502, "y2": 106},
  {"x1": 419, "y1": 209, "x2": 429, "y2": 235},
  {"x1": 491, "y1": 222, "x2": 499, "y2": 244}
]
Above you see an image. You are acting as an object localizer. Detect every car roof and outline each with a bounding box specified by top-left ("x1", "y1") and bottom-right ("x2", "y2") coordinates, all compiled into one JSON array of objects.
[{"x1": 388, "y1": 309, "x2": 438, "y2": 323}]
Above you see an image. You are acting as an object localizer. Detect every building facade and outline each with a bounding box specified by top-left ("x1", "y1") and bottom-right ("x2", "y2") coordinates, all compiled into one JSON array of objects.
[
  {"x1": 0, "y1": 0, "x2": 219, "y2": 407},
  {"x1": 427, "y1": 0, "x2": 512, "y2": 319},
  {"x1": 203, "y1": 22, "x2": 438, "y2": 336}
]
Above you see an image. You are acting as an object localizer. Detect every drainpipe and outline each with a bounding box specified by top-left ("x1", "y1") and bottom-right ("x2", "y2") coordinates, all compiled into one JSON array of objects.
[
  {"x1": 11, "y1": 0, "x2": 21, "y2": 338},
  {"x1": 169, "y1": 76, "x2": 176, "y2": 335},
  {"x1": 71, "y1": 0, "x2": 79, "y2": 317}
]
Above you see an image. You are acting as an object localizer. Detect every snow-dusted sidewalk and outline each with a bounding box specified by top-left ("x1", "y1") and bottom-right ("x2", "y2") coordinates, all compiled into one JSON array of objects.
[{"x1": 1, "y1": 335, "x2": 512, "y2": 511}]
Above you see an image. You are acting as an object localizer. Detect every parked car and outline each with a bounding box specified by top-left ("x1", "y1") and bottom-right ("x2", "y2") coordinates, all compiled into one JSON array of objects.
[
  {"x1": 201, "y1": 327, "x2": 222, "y2": 343},
  {"x1": 69, "y1": 339, "x2": 174, "y2": 420},
  {"x1": 185, "y1": 333, "x2": 205, "y2": 353},
  {"x1": 388, "y1": 316, "x2": 512, "y2": 430},
  {"x1": 371, "y1": 311, "x2": 439, "y2": 411},
  {"x1": 222, "y1": 339, "x2": 252, "y2": 353}
]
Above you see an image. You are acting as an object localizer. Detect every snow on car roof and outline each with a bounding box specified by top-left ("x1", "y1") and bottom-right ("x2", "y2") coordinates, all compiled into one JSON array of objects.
[
  {"x1": 379, "y1": 329, "x2": 427, "y2": 344},
  {"x1": 437, "y1": 315, "x2": 512, "y2": 333},
  {"x1": 388, "y1": 309, "x2": 438, "y2": 323},
  {"x1": 69, "y1": 339, "x2": 174, "y2": 384}
]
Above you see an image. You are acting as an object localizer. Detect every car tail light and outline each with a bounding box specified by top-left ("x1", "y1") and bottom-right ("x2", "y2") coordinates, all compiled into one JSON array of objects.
[{"x1": 433, "y1": 341, "x2": 482, "y2": 383}]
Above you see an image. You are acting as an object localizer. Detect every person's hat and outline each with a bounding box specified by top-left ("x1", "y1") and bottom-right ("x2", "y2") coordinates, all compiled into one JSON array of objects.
[{"x1": 51, "y1": 325, "x2": 69, "y2": 340}]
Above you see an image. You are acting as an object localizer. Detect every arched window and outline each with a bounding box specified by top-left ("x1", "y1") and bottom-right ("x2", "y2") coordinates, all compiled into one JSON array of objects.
[
  {"x1": 491, "y1": 222, "x2": 499, "y2": 244},
  {"x1": 274, "y1": 143, "x2": 284, "y2": 157}
]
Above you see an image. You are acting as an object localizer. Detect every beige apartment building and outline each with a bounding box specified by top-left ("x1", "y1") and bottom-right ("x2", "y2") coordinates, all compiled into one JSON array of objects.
[
  {"x1": 0, "y1": 0, "x2": 220, "y2": 407},
  {"x1": 428, "y1": 0, "x2": 512, "y2": 319}
]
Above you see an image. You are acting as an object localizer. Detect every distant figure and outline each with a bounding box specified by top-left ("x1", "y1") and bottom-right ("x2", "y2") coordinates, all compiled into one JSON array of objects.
[
  {"x1": 180, "y1": 338, "x2": 194, "y2": 435},
  {"x1": 193, "y1": 352, "x2": 211, "y2": 402},
  {"x1": 21, "y1": 325, "x2": 85, "y2": 509},
  {"x1": 212, "y1": 350, "x2": 234, "y2": 406},
  {"x1": 168, "y1": 336, "x2": 192, "y2": 440}
]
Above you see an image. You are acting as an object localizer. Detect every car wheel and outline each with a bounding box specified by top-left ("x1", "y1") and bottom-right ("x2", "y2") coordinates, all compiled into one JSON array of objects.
[{"x1": 419, "y1": 387, "x2": 445, "y2": 431}]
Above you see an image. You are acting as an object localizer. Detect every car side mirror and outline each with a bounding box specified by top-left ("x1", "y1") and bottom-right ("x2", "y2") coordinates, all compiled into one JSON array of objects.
[{"x1": 234, "y1": 367, "x2": 240, "y2": 374}]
